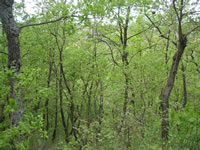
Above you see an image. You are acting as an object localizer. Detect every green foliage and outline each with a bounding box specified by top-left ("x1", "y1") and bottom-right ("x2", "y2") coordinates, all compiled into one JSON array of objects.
[
  {"x1": 0, "y1": 113, "x2": 45, "y2": 150},
  {"x1": 0, "y1": 69, "x2": 46, "y2": 150},
  {"x1": 0, "y1": 0, "x2": 199, "y2": 149},
  {"x1": 169, "y1": 104, "x2": 200, "y2": 149}
]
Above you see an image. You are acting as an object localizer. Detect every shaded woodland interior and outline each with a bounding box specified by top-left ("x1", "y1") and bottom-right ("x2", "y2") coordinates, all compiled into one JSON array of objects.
[{"x1": 0, "y1": 0, "x2": 200, "y2": 149}]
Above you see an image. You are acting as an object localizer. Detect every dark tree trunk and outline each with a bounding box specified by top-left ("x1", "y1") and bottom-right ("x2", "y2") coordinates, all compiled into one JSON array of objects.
[
  {"x1": 0, "y1": 95, "x2": 7, "y2": 125},
  {"x1": 160, "y1": 1, "x2": 188, "y2": 148},
  {"x1": 118, "y1": 6, "x2": 131, "y2": 134},
  {"x1": 59, "y1": 51, "x2": 69, "y2": 143},
  {"x1": 52, "y1": 70, "x2": 58, "y2": 141},
  {"x1": 87, "y1": 81, "x2": 93, "y2": 128},
  {"x1": 44, "y1": 60, "x2": 53, "y2": 131},
  {"x1": 181, "y1": 64, "x2": 187, "y2": 108},
  {"x1": 0, "y1": 0, "x2": 22, "y2": 127},
  {"x1": 98, "y1": 81, "x2": 104, "y2": 125},
  {"x1": 160, "y1": 35, "x2": 187, "y2": 143},
  {"x1": 60, "y1": 60, "x2": 75, "y2": 134},
  {"x1": 123, "y1": 72, "x2": 129, "y2": 117}
]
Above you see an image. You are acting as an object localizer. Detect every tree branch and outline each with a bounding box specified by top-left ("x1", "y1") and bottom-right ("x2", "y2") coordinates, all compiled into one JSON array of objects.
[
  {"x1": 20, "y1": 14, "x2": 78, "y2": 30},
  {"x1": 190, "y1": 50, "x2": 200, "y2": 73},
  {"x1": 172, "y1": 0, "x2": 180, "y2": 21},
  {"x1": 129, "y1": 43, "x2": 158, "y2": 63},
  {"x1": 98, "y1": 39, "x2": 119, "y2": 66},
  {"x1": 0, "y1": 51, "x2": 8, "y2": 55},
  {"x1": 145, "y1": 14, "x2": 177, "y2": 46},
  {"x1": 118, "y1": 8, "x2": 124, "y2": 46},
  {"x1": 185, "y1": 25, "x2": 200, "y2": 37},
  {"x1": 101, "y1": 34, "x2": 121, "y2": 47},
  {"x1": 127, "y1": 25, "x2": 152, "y2": 41},
  {"x1": 50, "y1": 32, "x2": 62, "y2": 52}
]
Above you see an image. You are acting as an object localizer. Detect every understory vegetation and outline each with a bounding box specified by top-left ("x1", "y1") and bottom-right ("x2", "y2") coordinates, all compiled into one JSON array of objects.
[{"x1": 0, "y1": 0, "x2": 200, "y2": 149}]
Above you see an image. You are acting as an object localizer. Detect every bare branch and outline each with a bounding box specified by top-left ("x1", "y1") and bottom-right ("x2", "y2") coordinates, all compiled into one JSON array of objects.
[
  {"x1": 183, "y1": 10, "x2": 200, "y2": 17},
  {"x1": 61, "y1": 64, "x2": 72, "y2": 96},
  {"x1": 129, "y1": 43, "x2": 158, "y2": 63},
  {"x1": 127, "y1": 25, "x2": 152, "y2": 41},
  {"x1": 145, "y1": 14, "x2": 177, "y2": 46},
  {"x1": 101, "y1": 34, "x2": 121, "y2": 47},
  {"x1": 185, "y1": 25, "x2": 200, "y2": 37},
  {"x1": 98, "y1": 39, "x2": 119, "y2": 66},
  {"x1": 20, "y1": 16, "x2": 67, "y2": 29},
  {"x1": 172, "y1": 0, "x2": 180, "y2": 21},
  {"x1": 117, "y1": 8, "x2": 124, "y2": 46},
  {"x1": 20, "y1": 14, "x2": 78, "y2": 30},
  {"x1": 188, "y1": 60, "x2": 200, "y2": 73},
  {"x1": 123, "y1": 6, "x2": 131, "y2": 49},
  {"x1": 0, "y1": 51, "x2": 8, "y2": 55},
  {"x1": 189, "y1": 50, "x2": 200, "y2": 73},
  {"x1": 22, "y1": 49, "x2": 31, "y2": 58},
  {"x1": 50, "y1": 32, "x2": 62, "y2": 52}
]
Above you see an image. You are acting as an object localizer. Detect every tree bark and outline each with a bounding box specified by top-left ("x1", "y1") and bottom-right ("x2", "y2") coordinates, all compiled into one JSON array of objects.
[
  {"x1": 119, "y1": 6, "x2": 131, "y2": 133},
  {"x1": 160, "y1": 34, "x2": 187, "y2": 144},
  {"x1": 52, "y1": 68, "x2": 58, "y2": 141},
  {"x1": 59, "y1": 51, "x2": 69, "y2": 143},
  {"x1": 44, "y1": 58, "x2": 53, "y2": 131},
  {"x1": 0, "y1": 0, "x2": 22, "y2": 127},
  {"x1": 87, "y1": 81, "x2": 93, "y2": 128},
  {"x1": 181, "y1": 64, "x2": 187, "y2": 108},
  {"x1": 160, "y1": 1, "x2": 187, "y2": 146}
]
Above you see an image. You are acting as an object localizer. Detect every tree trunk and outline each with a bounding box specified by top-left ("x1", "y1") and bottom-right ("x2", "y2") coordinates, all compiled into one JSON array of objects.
[
  {"x1": 44, "y1": 60, "x2": 53, "y2": 131},
  {"x1": 0, "y1": 0, "x2": 22, "y2": 127},
  {"x1": 59, "y1": 51, "x2": 69, "y2": 143},
  {"x1": 52, "y1": 70, "x2": 58, "y2": 141},
  {"x1": 181, "y1": 64, "x2": 187, "y2": 108},
  {"x1": 119, "y1": 6, "x2": 131, "y2": 134},
  {"x1": 87, "y1": 81, "x2": 93, "y2": 128},
  {"x1": 160, "y1": 36, "x2": 187, "y2": 145},
  {"x1": 161, "y1": 1, "x2": 187, "y2": 146}
]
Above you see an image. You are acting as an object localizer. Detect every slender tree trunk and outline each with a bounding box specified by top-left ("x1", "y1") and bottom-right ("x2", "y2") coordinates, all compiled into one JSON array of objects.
[
  {"x1": 60, "y1": 59, "x2": 77, "y2": 139},
  {"x1": 118, "y1": 6, "x2": 130, "y2": 134},
  {"x1": 0, "y1": 96, "x2": 7, "y2": 124},
  {"x1": 0, "y1": 0, "x2": 23, "y2": 127},
  {"x1": 44, "y1": 60, "x2": 52, "y2": 131},
  {"x1": 160, "y1": 1, "x2": 187, "y2": 148},
  {"x1": 160, "y1": 36, "x2": 187, "y2": 145},
  {"x1": 87, "y1": 81, "x2": 93, "y2": 128},
  {"x1": 59, "y1": 51, "x2": 69, "y2": 143},
  {"x1": 165, "y1": 32, "x2": 170, "y2": 76},
  {"x1": 181, "y1": 64, "x2": 187, "y2": 108},
  {"x1": 52, "y1": 71, "x2": 58, "y2": 141},
  {"x1": 98, "y1": 81, "x2": 104, "y2": 124},
  {"x1": 123, "y1": 72, "x2": 129, "y2": 117}
]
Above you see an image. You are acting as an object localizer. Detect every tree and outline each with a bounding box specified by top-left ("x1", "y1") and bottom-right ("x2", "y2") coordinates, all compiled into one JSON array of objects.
[
  {"x1": 144, "y1": 0, "x2": 200, "y2": 148},
  {"x1": 0, "y1": 0, "x2": 22, "y2": 127}
]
